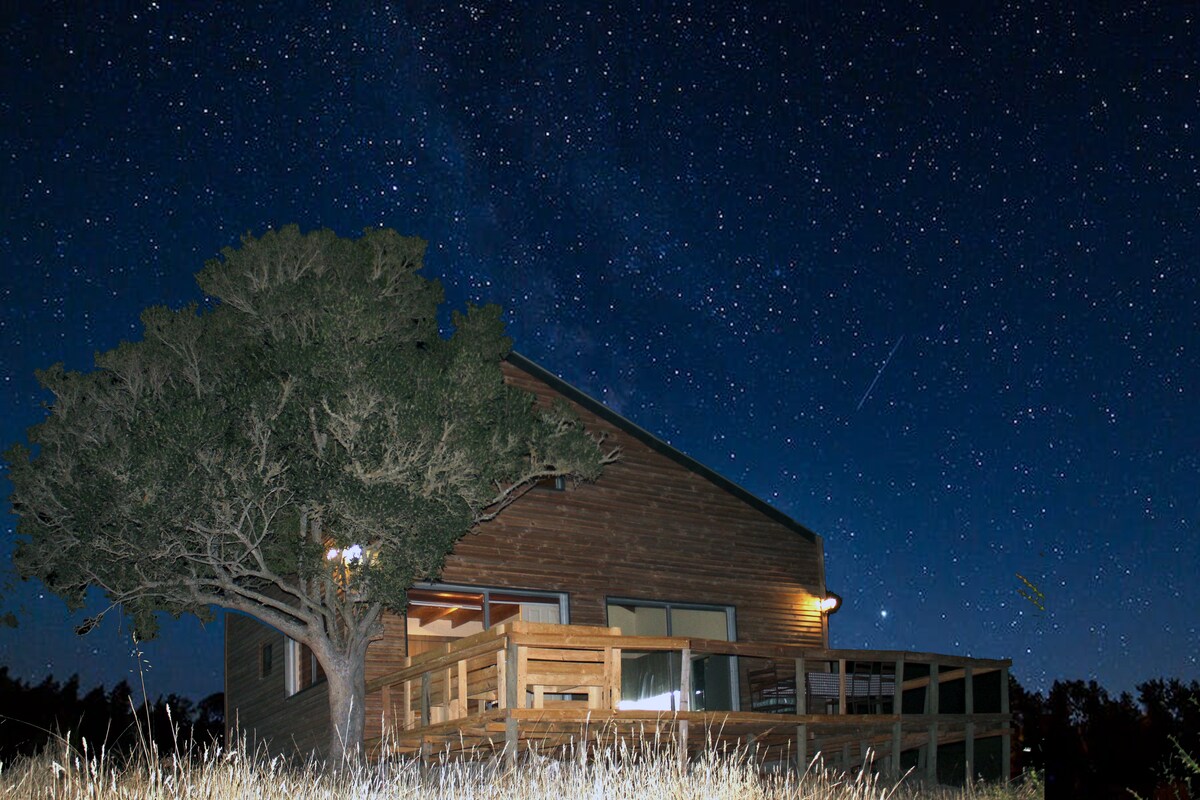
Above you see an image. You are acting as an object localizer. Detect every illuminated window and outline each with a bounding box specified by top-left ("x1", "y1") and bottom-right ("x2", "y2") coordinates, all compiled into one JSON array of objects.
[
  {"x1": 406, "y1": 585, "x2": 567, "y2": 655},
  {"x1": 606, "y1": 599, "x2": 737, "y2": 712}
]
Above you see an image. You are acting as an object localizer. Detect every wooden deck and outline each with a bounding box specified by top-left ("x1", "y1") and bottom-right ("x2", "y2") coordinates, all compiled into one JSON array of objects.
[{"x1": 365, "y1": 621, "x2": 1012, "y2": 782}]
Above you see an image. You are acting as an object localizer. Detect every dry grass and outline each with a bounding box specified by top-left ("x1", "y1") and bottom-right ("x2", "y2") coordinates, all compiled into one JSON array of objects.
[{"x1": 0, "y1": 735, "x2": 1043, "y2": 800}]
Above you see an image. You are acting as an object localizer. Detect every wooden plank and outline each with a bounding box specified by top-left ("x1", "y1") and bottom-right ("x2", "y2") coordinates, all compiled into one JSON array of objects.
[
  {"x1": 796, "y1": 657, "x2": 807, "y2": 715},
  {"x1": 678, "y1": 646, "x2": 691, "y2": 768},
  {"x1": 608, "y1": 647, "x2": 621, "y2": 708},
  {"x1": 496, "y1": 651, "x2": 506, "y2": 708},
  {"x1": 891, "y1": 720, "x2": 902, "y2": 776},
  {"x1": 927, "y1": 720, "x2": 938, "y2": 781},
  {"x1": 420, "y1": 671, "x2": 431, "y2": 728},
  {"x1": 892, "y1": 659, "x2": 904, "y2": 775},
  {"x1": 1000, "y1": 664, "x2": 1011, "y2": 783},
  {"x1": 367, "y1": 634, "x2": 508, "y2": 691},
  {"x1": 965, "y1": 720, "x2": 975, "y2": 783},
  {"x1": 403, "y1": 677, "x2": 412, "y2": 730},
  {"x1": 511, "y1": 632, "x2": 687, "y2": 651},
  {"x1": 900, "y1": 665, "x2": 999, "y2": 691},
  {"x1": 517, "y1": 645, "x2": 528, "y2": 708},
  {"x1": 457, "y1": 658, "x2": 468, "y2": 719},
  {"x1": 838, "y1": 659, "x2": 846, "y2": 715},
  {"x1": 926, "y1": 663, "x2": 939, "y2": 782}
]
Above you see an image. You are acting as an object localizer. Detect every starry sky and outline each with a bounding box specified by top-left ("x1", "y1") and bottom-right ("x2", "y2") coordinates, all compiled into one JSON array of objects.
[{"x1": 2, "y1": 3, "x2": 1197, "y2": 704}]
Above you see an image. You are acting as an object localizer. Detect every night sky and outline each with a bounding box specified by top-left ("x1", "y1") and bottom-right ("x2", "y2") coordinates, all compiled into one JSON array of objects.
[{"x1": 2, "y1": 3, "x2": 1197, "y2": 704}]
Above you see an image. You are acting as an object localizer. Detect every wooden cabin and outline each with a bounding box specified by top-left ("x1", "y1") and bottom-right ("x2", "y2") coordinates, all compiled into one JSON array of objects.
[{"x1": 225, "y1": 353, "x2": 1011, "y2": 782}]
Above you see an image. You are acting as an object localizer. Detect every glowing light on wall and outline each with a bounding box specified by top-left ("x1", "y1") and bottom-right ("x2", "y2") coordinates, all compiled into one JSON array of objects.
[{"x1": 820, "y1": 591, "x2": 842, "y2": 615}]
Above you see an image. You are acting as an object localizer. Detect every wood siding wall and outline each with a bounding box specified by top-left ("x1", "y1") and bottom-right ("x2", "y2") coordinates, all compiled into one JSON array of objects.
[
  {"x1": 439, "y1": 362, "x2": 826, "y2": 641},
  {"x1": 225, "y1": 613, "x2": 329, "y2": 755},
  {"x1": 228, "y1": 358, "x2": 826, "y2": 753}
]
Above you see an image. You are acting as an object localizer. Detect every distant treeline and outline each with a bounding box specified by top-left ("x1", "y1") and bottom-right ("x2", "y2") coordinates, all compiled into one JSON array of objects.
[
  {"x1": 1013, "y1": 676, "x2": 1200, "y2": 798},
  {"x1": 0, "y1": 667, "x2": 223, "y2": 761}
]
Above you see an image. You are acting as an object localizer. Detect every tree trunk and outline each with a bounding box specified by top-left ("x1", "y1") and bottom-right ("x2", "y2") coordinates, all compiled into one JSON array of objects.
[{"x1": 325, "y1": 650, "x2": 368, "y2": 763}]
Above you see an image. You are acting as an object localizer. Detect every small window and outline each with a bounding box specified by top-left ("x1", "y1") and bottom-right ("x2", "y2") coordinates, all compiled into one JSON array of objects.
[
  {"x1": 536, "y1": 475, "x2": 566, "y2": 491},
  {"x1": 260, "y1": 643, "x2": 273, "y2": 678}
]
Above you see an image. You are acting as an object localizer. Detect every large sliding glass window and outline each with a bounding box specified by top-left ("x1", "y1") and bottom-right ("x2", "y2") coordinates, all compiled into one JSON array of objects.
[
  {"x1": 606, "y1": 599, "x2": 737, "y2": 712},
  {"x1": 406, "y1": 584, "x2": 567, "y2": 657}
]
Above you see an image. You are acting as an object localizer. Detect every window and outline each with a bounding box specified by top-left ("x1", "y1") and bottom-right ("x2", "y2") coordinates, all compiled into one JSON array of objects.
[
  {"x1": 406, "y1": 584, "x2": 567, "y2": 656},
  {"x1": 606, "y1": 599, "x2": 737, "y2": 712},
  {"x1": 260, "y1": 643, "x2": 273, "y2": 678},
  {"x1": 284, "y1": 638, "x2": 326, "y2": 696}
]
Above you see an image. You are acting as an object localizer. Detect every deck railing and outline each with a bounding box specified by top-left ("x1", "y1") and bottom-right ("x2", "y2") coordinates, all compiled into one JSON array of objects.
[{"x1": 365, "y1": 621, "x2": 1011, "y2": 780}]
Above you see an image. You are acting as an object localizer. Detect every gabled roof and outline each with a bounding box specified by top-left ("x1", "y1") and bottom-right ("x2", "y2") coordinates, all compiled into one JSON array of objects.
[{"x1": 506, "y1": 352, "x2": 819, "y2": 545}]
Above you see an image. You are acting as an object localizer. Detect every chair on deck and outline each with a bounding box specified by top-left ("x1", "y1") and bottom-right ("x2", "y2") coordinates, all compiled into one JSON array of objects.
[
  {"x1": 846, "y1": 660, "x2": 896, "y2": 714},
  {"x1": 748, "y1": 663, "x2": 796, "y2": 713}
]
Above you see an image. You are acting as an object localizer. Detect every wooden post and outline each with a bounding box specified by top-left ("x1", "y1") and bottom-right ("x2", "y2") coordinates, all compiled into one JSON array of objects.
[
  {"x1": 964, "y1": 665, "x2": 975, "y2": 784},
  {"x1": 505, "y1": 640, "x2": 520, "y2": 767},
  {"x1": 457, "y1": 658, "x2": 468, "y2": 719},
  {"x1": 404, "y1": 677, "x2": 413, "y2": 730},
  {"x1": 609, "y1": 647, "x2": 622, "y2": 708},
  {"x1": 892, "y1": 659, "x2": 904, "y2": 776},
  {"x1": 517, "y1": 644, "x2": 529, "y2": 709},
  {"x1": 1000, "y1": 664, "x2": 1011, "y2": 784},
  {"x1": 796, "y1": 724, "x2": 808, "y2": 772},
  {"x1": 926, "y1": 663, "x2": 938, "y2": 782},
  {"x1": 838, "y1": 658, "x2": 846, "y2": 715},
  {"x1": 795, "y1": 657, "x2": 807, "y2": 714},
  {"x1": 420, "y1": 671, "x2": 431, "y2": 728},
  {"x1": 420, "y1": 737, "x2": 432, "y2": 776},
  {"x1": 678, "y1": 646, "x2": 691, "y2": 770},
  {"x1": 496, "y1": 651, "x2": 507, "y2": 708}
]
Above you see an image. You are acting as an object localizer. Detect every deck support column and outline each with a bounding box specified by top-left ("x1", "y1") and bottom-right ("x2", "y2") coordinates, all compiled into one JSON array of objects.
[
  {"x1": 420, "y1": 672, "x2": 431, "y2": 728},
  {"x1": 1000, "y1": 664, "x2": 1011, "y2": 784},
  {"x1": 795, "y1": 656, "x2": 808, "y2": 773},
  {"x1": 838, "y1": 658, "x2": 846, "y2": 715},
  {"x1": 892, "y1": 659, "x2": 904, "y2": 776},
  {"x1": 678, "y1": 646, "x2": 691, "y2": 770},
  {"x1": 964, "y1": 665, "x2": 975, "y2": 784},
  {"x1": 795, "y1": 657, "x2": 807, "y2": 714},
  {"x1": 504, "y1": 640, "x2": 520, "y2": 768},
  {"x1": 420, "y1": 738, "x2": 432, "y2": 778},
  {"x1": 926, "y1": 663, "x2": 938, "y2": 783}
]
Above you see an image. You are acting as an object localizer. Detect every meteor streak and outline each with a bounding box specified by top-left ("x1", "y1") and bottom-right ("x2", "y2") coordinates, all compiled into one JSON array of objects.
[{"x1": 856, "y1": 335, "x2": 904, "y2": 411}]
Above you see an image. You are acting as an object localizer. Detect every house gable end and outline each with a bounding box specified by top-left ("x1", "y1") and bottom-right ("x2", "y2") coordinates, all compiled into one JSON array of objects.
[{"x1": 505, "y1": 352, "x2": 819, "y2": 545}]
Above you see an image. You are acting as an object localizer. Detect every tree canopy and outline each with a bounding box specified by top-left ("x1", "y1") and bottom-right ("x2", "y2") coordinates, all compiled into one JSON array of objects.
[{"x1": 5, "y1": 225, "x2": 616, "y2": 757}]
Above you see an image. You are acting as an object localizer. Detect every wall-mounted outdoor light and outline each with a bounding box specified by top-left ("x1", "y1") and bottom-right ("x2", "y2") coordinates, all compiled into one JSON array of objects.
[{"x1": 820, "y1": 591, "x2": 842, "y2": 615}]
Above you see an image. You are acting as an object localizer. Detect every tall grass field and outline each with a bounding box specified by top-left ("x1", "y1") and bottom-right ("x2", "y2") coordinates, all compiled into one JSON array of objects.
[{"x1": 0, "y1": 734, "x2": 1042, "y2": 800}]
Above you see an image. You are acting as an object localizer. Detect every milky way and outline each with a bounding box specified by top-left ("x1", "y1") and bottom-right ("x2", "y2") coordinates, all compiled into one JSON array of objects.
[{"x1": 2, "y1": 3, "x2": 1197, "y2": 701}]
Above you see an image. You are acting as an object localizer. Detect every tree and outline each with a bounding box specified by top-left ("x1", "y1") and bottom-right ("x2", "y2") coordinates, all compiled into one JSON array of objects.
[{"x1": 4, "y1": 226, "x2": 618, "y2": 760}]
